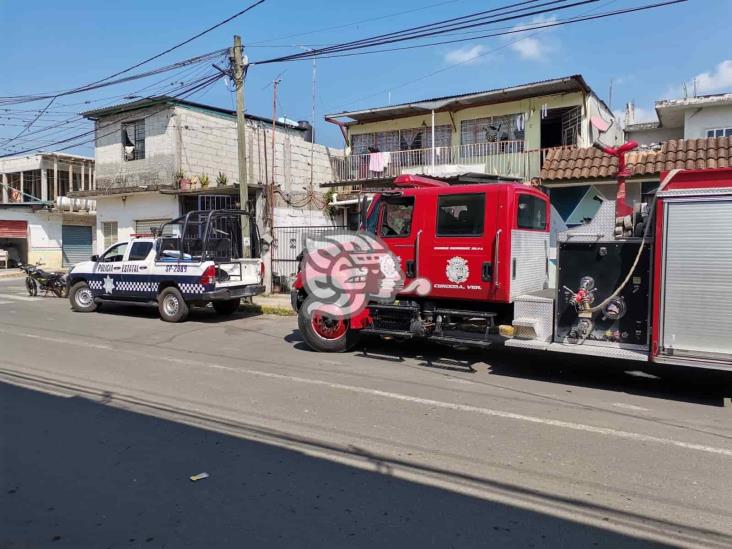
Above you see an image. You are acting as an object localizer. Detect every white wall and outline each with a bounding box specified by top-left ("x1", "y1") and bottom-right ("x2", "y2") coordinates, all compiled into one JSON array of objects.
[
  {"x1": 94, "y1": 192, "x2": 179, "y2": 252},
  {"x1": 0, "y1": 208, "x2": 64, "y2": 267},
  {"x1": 94, "y1": 107, "x2": 178, "y2": 190},
  {"x1": 684, "y1": 105, "x2": 732, "y2": 139},
  {"x1": 626, "y1": 126, "x2": 682, "y2": 147}
]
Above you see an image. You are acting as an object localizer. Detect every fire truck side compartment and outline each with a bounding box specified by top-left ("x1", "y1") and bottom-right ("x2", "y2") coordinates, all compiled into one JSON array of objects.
[
  {"x1": 555, "y1": 241, "x2": 651, "y2": 349},
  {"x1": 658, "y1": 198, "x2": 732, "y2": 362}
]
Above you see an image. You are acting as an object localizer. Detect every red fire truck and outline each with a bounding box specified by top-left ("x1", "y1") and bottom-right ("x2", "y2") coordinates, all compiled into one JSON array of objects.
[{"x1": 292, "y1": 167, "x2": 732, "y2": 379}]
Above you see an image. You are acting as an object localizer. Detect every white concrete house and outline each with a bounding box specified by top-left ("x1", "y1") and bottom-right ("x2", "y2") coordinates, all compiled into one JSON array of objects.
[
  {"x1": 0, "y1": 153, "x2": 96, "y2": 268},
  {"x1": 69, "y1": 96, "x2": 343, "y2": 290},
  {"x1": 625, "y1": 93, "x2": 732, "y2": 146}
]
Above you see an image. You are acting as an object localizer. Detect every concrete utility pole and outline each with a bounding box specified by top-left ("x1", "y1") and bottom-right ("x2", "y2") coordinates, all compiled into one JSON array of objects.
[{"x1": 230, "y1": 35, "x2": 251, "y2": 257}]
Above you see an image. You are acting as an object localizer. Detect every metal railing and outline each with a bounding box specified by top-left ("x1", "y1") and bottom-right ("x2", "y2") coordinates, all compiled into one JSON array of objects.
[{"x1": 327, "y1": 143, "x2": 580, "y2": 188}]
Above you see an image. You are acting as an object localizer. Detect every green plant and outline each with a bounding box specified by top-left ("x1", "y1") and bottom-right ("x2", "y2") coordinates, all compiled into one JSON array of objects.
[
  {"x1": 174, "y1": 169, "x2": 186, "y2": 180},
  {"x1": 324, "y1": 189, "x2": 338, "y2": 218},
  {"x1": 216, "y1": 171, "x2": 228, "y2": 186},
  {"x1": 200, "y1": 174, "x2": 210, "y2": 188}
]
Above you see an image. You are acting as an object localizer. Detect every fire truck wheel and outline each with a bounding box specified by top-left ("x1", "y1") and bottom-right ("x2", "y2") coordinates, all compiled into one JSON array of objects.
[
  {"x1": 213, "y1": 298, "x2": 241, "y2": 315},
  {"x1": 158, "y1": 287, "x2": 190, "y2": 323},
  {"x1": 297, "y1": 307, "x2": 359, "y2": 353},
  {"x1": 69, "y1": 281, "x2": 97, "y2": 312}
]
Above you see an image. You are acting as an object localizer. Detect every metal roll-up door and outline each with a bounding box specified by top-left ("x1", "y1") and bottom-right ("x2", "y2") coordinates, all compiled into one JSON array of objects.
[
  {"x1": 135, "y1": 218, "x2": 170, "y2": 235},
  {"x1": 62, "y1": 225, "x2": 93, "y2": 267},
  {"x1": 660, "y1": 199, "x2": 732, "y2": 359},
  {"x1": 0, "y1": 220, "x2": 28, "y2": 238}
]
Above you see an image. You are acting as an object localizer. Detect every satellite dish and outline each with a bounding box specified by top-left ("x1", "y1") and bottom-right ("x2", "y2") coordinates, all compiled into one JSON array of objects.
[{"x1": 591, "y1": 115, "x2": 611, "y2": 134}]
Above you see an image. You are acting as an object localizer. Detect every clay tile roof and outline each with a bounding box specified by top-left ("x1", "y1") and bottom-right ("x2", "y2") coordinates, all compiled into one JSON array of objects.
[{"x1": 539, "y1": 136, "x2": 732, "y2": 181}]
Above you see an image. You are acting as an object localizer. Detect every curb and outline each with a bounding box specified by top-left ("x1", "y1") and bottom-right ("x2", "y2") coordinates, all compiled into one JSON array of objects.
[
  {"x1": 241, "y1": 303, "x2": 295, "y2": 316},
  {"x1": 0, "y1": 272, "x2": 25, "y2": 280}
]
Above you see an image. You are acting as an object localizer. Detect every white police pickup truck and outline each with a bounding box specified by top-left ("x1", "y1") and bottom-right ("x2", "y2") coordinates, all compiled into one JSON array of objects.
[{"x1": 66, "y1": 210, "x2": 265, "y2": 322}]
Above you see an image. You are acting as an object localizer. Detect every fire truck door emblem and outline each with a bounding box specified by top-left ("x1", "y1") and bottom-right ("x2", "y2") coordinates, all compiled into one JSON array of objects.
[{"x1": 446, "y1": 256, "x2": 469, "y2": 284}]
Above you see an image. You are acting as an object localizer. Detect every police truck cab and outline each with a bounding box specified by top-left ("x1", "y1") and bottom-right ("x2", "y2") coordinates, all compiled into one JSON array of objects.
[{"x1": 67, "y1": 210, "x2": 265, "y2": 322}]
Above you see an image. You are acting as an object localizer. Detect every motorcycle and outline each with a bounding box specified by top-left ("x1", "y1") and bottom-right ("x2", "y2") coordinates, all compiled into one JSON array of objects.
[{"x1": 20, "y1": 263, "x2": 69, "y2": 298}]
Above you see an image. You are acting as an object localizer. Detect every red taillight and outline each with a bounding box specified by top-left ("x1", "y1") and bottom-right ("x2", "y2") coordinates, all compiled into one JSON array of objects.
[
  {"x1": 259, "y1": 261, "x2": 265, "y2": 283},
  {"x1": 200, "y1": 265, "x2": 216, "y2": 286}
]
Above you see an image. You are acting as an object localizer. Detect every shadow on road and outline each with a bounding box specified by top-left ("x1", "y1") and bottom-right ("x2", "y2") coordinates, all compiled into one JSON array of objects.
[
  {"x1": 0, "y1": 381, "x2": 695, "y2": 548},
  {"x1": 92, "y1": 301, "x2": 263, "y2": 323},
  {"x1": 286, "y1": 330, "x2": 731, "y2": 408}
]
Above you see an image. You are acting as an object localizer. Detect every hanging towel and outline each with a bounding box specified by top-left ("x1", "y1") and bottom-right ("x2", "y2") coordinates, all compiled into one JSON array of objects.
[{"x1": 369, "y1": 152, "x2": 389, "y2": 172}]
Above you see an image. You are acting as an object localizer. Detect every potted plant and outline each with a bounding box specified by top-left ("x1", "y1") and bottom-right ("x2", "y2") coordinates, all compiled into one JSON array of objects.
[
  {"x1": 216, "y1": 171, "x2": 228, "y2": 186},
  {"x1": 200, "y1": 174, "x2": 210, "y2": 189},
  {"x1": 176, "y1": 170, "x2": 191, "y2": 191}
]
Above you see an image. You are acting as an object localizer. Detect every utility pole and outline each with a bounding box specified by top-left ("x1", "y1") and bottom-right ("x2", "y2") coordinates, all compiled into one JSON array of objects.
[
  {"x1": 230, "y1": 35, "x2": 250, "y2": 257},
  {"x1": 270, "y1": 78, "x2": 279, "y2": 229}
]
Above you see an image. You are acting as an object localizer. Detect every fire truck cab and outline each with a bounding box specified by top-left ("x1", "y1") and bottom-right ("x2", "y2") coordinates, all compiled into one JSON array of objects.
[{"x1": 295, "y1": 175, "x2": 551, "y2": 351}]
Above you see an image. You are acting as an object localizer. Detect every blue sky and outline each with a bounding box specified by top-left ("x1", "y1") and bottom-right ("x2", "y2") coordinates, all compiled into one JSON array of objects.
[{"x1": 1, "y1": 0, "x2": 731, "y2": 153}]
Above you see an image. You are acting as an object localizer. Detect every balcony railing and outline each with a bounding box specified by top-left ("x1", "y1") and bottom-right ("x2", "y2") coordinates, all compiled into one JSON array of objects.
[{"x1": 330, "y1": 141, "x2": 547, "y2": 186}]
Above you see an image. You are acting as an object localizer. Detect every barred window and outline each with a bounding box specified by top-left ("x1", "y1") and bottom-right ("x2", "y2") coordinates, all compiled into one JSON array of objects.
[
  {"x1": 460, "y1": 115, "x2": 525, "y2": 146},
  {"x1": 122, "y1": 120, "x2": 146, "y2": 161}
]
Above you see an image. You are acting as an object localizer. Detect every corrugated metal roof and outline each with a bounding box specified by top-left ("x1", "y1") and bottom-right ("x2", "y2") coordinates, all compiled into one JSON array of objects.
[
  {"x1": 326, "y1": 75, "x2": 599, "y2": 124},
  {"x1": 81, "y1": 96, "x2": 303, "y2": 129}
]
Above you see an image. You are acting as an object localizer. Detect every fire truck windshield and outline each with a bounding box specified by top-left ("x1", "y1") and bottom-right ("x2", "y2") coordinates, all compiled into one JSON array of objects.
[{"x1": 364, "y1": 197, "x2": 381, "y2": 234}]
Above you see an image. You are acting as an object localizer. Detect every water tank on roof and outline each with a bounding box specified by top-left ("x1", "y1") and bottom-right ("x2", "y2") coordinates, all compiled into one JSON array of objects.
[{"x1": 298, "y1": 120, "x2": 313, "y2": 143}]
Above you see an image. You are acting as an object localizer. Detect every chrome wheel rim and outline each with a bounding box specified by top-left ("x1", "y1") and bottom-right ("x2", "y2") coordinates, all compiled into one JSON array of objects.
[
  {"x1": 163, "y1": 294, "x2": 180, "y2": 316},
  {"x1": 76, "y1": 287, "x2": 93, "y2": 307}
]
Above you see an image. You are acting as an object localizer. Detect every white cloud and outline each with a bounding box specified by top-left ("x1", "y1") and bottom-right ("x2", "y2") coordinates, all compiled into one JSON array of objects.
[
  {"x1": 691, "y1": 59, "x2": 732, "y2": 94},
  {"x1": 505, "y1": 16, "x2": 558, "y2": 61},
  {"x1": 665, "y1": 59, "x2": 732, "y2": 98},
  {"x1": 444, "y1": 44, "x2": 488, "y2": 65}
]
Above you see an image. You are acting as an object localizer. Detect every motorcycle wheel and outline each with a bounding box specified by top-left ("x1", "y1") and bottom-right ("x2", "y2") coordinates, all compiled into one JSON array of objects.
[
  {"x1": 52, "y1": 284, "x2": 68, "y2": 298},
  {"x1": 25, "y1": 277, "x2": 38, "y2": 297}
]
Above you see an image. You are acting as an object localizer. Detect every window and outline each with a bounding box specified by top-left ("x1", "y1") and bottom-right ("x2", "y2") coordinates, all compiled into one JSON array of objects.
[
  {"x1": 364, "y1": 200, "x2": 382, "y2": 234},
  {"x1": 460, "y1": 114, "x2": 526, "y2": 147},
  {"x1": 100, "y1": 242, "x2": 128, "y2": 263},
  {"x1": 706, "y1": 127, "x2": 732, "y2": 138},
  {"x1": 102, "y1": 222, "x2": 118, "y2": 249},
  {"x1": 122, "y1": 120, "x2": 145, "y2": 161},
  {"x1": 135, "y1": 218, "x2": 170, "y2": 235},
  {"x1": 128, "y1": 241, "x2": 153, "y2": 261},
  {"x1": 380, "y1": 198, "x2": 414, "y2": 238},
  {"x1": 436, "y1": 194, "x2": 485, "y2": 236},
  {"x1": 517, "y1": 194, "x2": 547, "y2": 230}
]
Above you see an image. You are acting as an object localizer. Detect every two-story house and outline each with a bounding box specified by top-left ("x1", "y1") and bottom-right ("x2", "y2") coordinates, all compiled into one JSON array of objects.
[
  {"x1": 0, "y1": 153, "x2": 96, "y2": 268},
  {"x1": 324, "y1": 74, "x2": 619, "y2": 196},
  {"x1": 68, "y1": 96, "x2": 343, "y2": 290},
  {"x1": 625, "y1": 93, "x2": 732, "y2": 146}
]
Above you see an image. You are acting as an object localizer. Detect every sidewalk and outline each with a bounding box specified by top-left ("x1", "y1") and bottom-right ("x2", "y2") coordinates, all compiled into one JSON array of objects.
[
  {"x1": 247, "y1": 292, "x2": 294, "y2": 315},
  {"x1": 0, "y1": 268, "x2": 24, "y2": 280}
]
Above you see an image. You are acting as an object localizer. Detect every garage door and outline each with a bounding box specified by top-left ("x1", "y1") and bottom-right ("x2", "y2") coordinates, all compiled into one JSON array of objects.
[
  {"x1": 660, "y1": 199, "x2": 732, "y2": 359},
  {"x1": 62, "y1": 225, "x2": 93, "y2": 267},
  {"x1": 0, "y1": 220, "x2": 28, "y2": 238},
  {"x1": 135, "y1": 218, "x2": 170, "y2": 235}
]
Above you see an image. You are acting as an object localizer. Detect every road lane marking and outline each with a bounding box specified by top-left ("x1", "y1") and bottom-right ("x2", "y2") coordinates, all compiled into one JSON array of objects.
[
  {"x1": 612, "y1": 403, "x2": 650, "y2": 412},
  {"x1": 2, "y1": 327, "x2": 731, "y2": 458},
  {"x1": 0, "y1": 328, "x2": 112, "y2": 350},
  {"x1": 0, "y1": 293, "x2": 42, "y2": 302}
]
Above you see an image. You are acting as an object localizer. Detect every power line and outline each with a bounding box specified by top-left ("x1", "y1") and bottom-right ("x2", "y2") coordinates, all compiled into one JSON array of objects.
[
  {"x1": 299, "y1": 0, "x2": 687, "y2": 62},
  {"x1": 254, "y1": 0, "x2": 571, "y2": 63},
  {"x1": 84, "y1": 0, "x2": 267, "y2": 88},
  {"x1": 1, "y1": 72, "x2": 222, "y2": 158}
]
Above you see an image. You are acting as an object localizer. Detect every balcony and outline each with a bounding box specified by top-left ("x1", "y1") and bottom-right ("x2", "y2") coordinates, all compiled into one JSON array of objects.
[{"x1": 329, "y1": 141, "x2": 552, "y2": 190}]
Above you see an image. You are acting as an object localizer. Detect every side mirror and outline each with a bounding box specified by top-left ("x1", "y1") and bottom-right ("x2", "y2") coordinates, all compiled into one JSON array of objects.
[{"x1": 90, "y1": 255, "x2": 99, "y2": 262}]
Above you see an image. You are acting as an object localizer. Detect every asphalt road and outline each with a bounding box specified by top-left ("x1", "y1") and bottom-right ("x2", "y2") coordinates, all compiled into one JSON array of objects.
[{"x1": 1, "y1": 278, "x2": 731, "y2": 548}]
